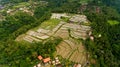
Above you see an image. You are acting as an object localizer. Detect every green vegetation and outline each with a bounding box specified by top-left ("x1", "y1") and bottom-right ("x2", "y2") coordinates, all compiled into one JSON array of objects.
[
  {"x1": 13, "y1": 2, "x2": 30, "y2": 9},
  {"x1": 79, "y1": 0, "x2": 93, "y2": 4},
  {"x1": 84, "y1": 13, "x2": 120, "y2": 67},
  {"x1": 0, "y1": 0, "x2": 29, "y2": 5},
  {"x1": 81, "y1": 22, "x2": 91, "y2": 26},
  {"x1": 0, "y1": 37, "x2": 62, "y2": 67},
  {"x1": 108, "y1": 20, "x2": 119, "y2": 25},
  {"x1": 57, "y1": 55, "x2": 75, "y2": 67},
  {"x1": 39, "y1": 19, "x2": 61, "y2": 30},
  {"x1": 0, "y1": 0, "x2": 120, "y2": 67},
  {"x1": 0, "y1": 11, "x2": 35, "y2": 40},
  {"x1": 34, "y1": 6, "x2": 49, "y2": 19},
  {"x1": 61, "y1": 17, "x2": 70, "y2": 22}
]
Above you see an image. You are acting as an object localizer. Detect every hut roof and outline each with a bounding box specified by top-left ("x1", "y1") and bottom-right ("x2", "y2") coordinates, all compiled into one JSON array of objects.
[
  {"x1": 38, "y1": 55, "x2": 43, "y2": 60},
  {"x1": 43, "y1": 57, "x2": 50, "y2": 63}
]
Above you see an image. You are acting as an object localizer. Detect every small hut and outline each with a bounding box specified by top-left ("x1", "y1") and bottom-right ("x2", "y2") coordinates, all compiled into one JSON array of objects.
[
  {"x1": 43, "y1": 57, "x2": 51, "y2": 63},
  {"x1": 38, "y1": 55, "x2": 43, "y2": 60}
]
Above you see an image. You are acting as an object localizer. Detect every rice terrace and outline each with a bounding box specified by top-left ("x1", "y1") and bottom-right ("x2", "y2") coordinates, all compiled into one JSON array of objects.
[{"x1": 16, "y1": 13, "x2": 91, "y2": 66}]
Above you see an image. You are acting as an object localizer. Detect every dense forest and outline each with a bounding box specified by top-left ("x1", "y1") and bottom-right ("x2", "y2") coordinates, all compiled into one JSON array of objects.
[{"x1": 0, "y1": 0, "x2": 120, "y2": 67}]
